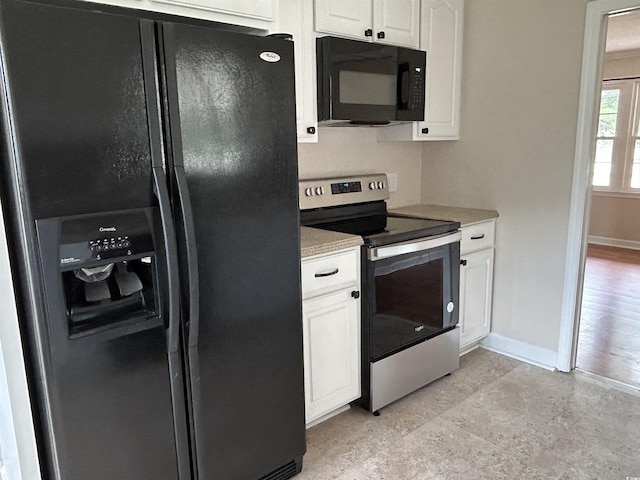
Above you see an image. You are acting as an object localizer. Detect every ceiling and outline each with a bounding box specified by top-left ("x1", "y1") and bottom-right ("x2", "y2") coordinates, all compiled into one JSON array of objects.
[{"x1": 606, "y1": 9, "x2": 640, "y2": 52}]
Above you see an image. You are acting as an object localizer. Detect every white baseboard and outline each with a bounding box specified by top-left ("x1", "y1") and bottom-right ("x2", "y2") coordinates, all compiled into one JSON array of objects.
[
  {"x1": 480, "y1": 333, "x2": 558, "y2": 371},
  {"x1": 588, "y1": 235, "x2": 640, "y2": 250},
  {"x1": 305, "y1": 404, "x2": 350, "y2": 428}
]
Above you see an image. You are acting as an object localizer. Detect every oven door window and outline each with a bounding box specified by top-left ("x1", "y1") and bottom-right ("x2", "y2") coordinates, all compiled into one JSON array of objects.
[{"x1": 371, "y1": 245, "x2": 454, "y2": 361}]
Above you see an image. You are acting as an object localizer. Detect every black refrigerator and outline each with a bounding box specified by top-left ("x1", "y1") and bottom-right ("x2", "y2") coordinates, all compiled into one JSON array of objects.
[{"x1": 0, "y1": 0, "x2": 305, "y2": 479}]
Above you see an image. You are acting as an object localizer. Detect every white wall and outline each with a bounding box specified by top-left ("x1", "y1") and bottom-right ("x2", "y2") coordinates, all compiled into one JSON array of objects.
[
  {"x1": 420, "y1": 0, "x2": 588, "y2": 356},
  {"x1": 602, "y1": 50, "x2": 640, "y2": 78},
  {"x1": 0, "y1": 196, "x2": 40, "y2": 480},
  {"x1": 298, "y1": 128, "x2": 423, "y2": 208}
]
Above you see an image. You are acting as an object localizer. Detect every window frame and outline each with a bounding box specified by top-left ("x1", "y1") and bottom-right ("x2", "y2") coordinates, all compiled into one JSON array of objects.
[{"x1": 593, "y1": 78, "x2": 640, "y2": 195}]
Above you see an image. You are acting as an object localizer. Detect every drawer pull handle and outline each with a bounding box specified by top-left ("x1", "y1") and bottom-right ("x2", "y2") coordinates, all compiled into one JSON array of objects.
[
  {"x1": 315, "y1": 268, "x2": 339, "y2": 278},
  {"x1": 470, "y1": 234, "x2": 485, "y2": 240}
]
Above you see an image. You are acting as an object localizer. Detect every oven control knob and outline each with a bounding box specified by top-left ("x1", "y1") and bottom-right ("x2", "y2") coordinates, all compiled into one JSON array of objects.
[
  {"x1": 377, "y1": 181, "x2": 384, "y2": 189},
  {"x1": 305, "y1": 187, "x2": 313, "y2": 197},
  {"x1": 315, "y1": 187, "x2": 323, "y2": 195},
  {"x1": 447, "y1": 302, "x2": 455, "y2": 313},
  {"x1": 369, "y1": 182, "x2": 377, "y2": 190}
]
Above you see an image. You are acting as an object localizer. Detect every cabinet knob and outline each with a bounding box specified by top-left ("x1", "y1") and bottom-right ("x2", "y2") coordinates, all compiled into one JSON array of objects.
[
  {"x1": 377, "y1": 31, "x2": 385, "y2": 39},
  {"x1": 364, "y1": 28, "x2": 373, "y2": 37},
  {"x1": 421, "y1": 127, "x2": 429, "y2": 134},
  {"x1": 306, "y1": 126, "x2": 316, "y2": 135},
  {"x1": 351, "y1": 290, "x2": 360, "y2": 299},
  {"x1": 460, "y1": 259, "x2": 467, "y2": 266}
]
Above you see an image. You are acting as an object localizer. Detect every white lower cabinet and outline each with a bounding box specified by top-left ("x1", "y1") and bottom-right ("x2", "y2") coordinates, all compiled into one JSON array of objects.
[
  {"x1": 459, "y1": 248, "x2": 493, "y2": 349},
  {"x1": 458, "y1": 220, "x2": 495, "y2": 351},
  {"x1": 301, "y1": 247, "x2": 361, "y2": 425}
]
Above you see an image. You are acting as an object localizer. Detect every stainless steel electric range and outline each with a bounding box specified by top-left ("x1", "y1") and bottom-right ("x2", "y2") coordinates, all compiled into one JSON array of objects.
[{"x1": 300, "y1": 173, "x2": 461, "y2": 414}]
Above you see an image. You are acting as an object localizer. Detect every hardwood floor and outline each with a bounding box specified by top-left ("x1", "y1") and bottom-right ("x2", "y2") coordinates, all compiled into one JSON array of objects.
[{"x1": 576, "y1": 244, "x2": 640, "y2": 388}]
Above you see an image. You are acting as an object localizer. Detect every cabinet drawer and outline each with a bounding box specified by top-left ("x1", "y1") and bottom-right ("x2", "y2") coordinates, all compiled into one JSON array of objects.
[
  {"x1": 302, "y1": 249, "x2": 359, "y2": 298},
  {"x1": 460, "y1": 220, "x2": 495, "y2": 254}
]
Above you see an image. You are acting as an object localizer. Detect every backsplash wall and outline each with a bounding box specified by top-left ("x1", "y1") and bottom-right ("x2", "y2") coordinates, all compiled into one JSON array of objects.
[{"x1": 297, "y1": 127, "x2": 423, "y2": 208}]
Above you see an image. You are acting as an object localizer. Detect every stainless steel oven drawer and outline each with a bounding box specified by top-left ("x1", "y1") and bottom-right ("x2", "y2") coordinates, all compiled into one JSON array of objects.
[{"x1": 369, "y1": 327, "x2": 459, "y2": 412}]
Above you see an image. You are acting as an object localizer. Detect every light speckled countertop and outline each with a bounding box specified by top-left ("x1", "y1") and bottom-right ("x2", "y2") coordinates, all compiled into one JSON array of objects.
[
  {"x1": 389, "y1": 204, "x2": 499, "y2": 226},
  {"x1": 300, "y1": 226, "x2": 363, "y2": 258}
]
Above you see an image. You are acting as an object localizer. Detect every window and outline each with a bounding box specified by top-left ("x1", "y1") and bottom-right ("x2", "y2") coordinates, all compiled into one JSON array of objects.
[{"x1": 593, "y1": 79, "x2": 640, "y2": 193}]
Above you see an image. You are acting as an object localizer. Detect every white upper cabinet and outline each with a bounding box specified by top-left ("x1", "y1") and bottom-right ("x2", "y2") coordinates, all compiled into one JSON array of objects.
[
  {"x1": 280, "y1": 0, "x2": 318, "y2": 142},
  {"x1": 151, "y1": 0, "x2": 276, "y2": 21},
  {"x1": 372, "y1": 0, "x2": 420, "y2": 48},
  {"x1": 378, "y1": 0, "x2": 464, "y2": 142},
  {"x1": 314, "y1": 0, "x2": 420, "y2": 49},
  {"x1": 418, "y1": 0, "x2": 463, "y2": 139},
  {"x1": 80, "y1": 0, "x2": 278, "y2": 30},
  {"x1": 315, "y1": 0, "x2": 372, "y2": 41}
]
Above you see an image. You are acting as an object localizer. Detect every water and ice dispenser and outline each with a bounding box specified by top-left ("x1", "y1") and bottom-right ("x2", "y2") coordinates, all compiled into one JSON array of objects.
[{"x1": 37, "y1": 208, "x2": 162, "y2": 338}]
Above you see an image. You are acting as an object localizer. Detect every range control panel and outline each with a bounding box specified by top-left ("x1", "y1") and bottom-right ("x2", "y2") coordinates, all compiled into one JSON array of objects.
[{"x1": 299, "y1": 173, "x2": 389, "y2": 210}]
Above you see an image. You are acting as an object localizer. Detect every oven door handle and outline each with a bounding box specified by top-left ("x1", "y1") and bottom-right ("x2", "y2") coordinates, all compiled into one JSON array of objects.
[{"x1": 369, "y1": 231, "x2": 461, "y2": 260}]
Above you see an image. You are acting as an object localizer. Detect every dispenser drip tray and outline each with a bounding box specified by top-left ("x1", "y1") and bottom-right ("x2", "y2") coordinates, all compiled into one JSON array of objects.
[{"x1": 63, "y1": 257, "x2": 156, "y2": 337}]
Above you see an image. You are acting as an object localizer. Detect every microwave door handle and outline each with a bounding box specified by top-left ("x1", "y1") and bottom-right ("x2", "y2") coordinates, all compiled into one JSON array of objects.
[{"x1": 397, "y1": 62, "x2": 410, "y2": 109}]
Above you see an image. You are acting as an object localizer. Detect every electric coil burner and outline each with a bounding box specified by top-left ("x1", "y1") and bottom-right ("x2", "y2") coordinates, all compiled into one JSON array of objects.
[{"x1": 300, "y1": 173, "x2": 462, "y2": 414}]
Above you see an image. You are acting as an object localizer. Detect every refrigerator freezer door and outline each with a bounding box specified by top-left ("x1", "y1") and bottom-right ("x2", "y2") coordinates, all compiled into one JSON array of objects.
[
  {"x1": 161, "y1": 24, "x2": 305, "y2": 479},
  {"x1": 0, "y1": 1, "x2": 186, "y2": 479},
  {"x1": 0, "y1": 0, "x2": 156, "y2": 220}
]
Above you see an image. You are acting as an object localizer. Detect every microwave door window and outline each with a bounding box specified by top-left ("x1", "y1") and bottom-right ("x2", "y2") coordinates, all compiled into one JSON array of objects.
[
  {"x1": 331, "y1": 59, "x2": 397, "y2": 122},
  {"x1": 339, "y1": 71, "x2": 395, "y2": 106}
]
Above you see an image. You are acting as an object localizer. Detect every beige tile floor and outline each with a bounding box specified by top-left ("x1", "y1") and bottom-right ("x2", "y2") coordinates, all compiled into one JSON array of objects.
[{"x1": 298, "y1": 348, "x2": 640, "y2": 480}]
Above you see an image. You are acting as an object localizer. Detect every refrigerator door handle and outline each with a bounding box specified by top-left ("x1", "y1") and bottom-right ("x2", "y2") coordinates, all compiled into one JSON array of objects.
[
  {"x1": 139, "y1": 19, "x2": 192, "y2": 480},
  {"x1": 173, "y1": 165, "x2": 200, "y2": 349},
  {"x1": 159, "y1": 22, "x2": 200, "y2": 350},
  {"x1": 140, "y1": 19, "x2": 181, "y2": 356}
]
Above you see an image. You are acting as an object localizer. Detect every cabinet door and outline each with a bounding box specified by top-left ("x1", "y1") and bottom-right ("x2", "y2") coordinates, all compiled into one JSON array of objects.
[
  {"x1": 373, "y1": 0, "x2": 420, "y2": 48},
  {"x1": 279, "y1": 0, "x2": 318, "y2": 142},
  {"x1": 459, "y1": 248, "x2": 493, "y2": 350},
  {"x1": 314, "y1": 0, "x2": 372, "y2": 41},
  {"x1": 376, "y1": 0, "x2": 463, "y2": 142},
  {"x1": 83, "y1": 0, "x2": 277, "y2": 30},
  {"x1": 151, "y1": 0, "x2": 276, "y2": 21},
  {"x1": 302, "y1": 289, "x2": 360, "y2": 424},
  {"x1": 418, "y1": 0, "x2": 464, "y2": 139}
]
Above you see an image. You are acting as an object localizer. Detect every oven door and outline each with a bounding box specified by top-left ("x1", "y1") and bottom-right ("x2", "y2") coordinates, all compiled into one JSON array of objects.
[{"x1": 365, "y1": 232, "x2": 461, "y2": 361}]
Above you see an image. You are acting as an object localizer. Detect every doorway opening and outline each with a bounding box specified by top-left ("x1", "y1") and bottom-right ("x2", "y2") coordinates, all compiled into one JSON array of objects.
[
  {"x1": 577, "y1": 10, "x2": 640, "y2": 389},
  {"x1": 557, "y1": 0, "x2": 640, "y2": 384}
]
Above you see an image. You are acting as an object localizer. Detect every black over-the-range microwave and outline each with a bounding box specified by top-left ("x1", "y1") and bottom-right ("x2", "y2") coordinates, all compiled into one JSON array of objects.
[{"x1": 316, "y1": 36, "x2": 426, "y2": 125}]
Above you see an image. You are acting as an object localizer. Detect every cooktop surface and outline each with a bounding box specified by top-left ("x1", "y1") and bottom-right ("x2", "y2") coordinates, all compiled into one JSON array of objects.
[{"x1": 359, "y1": 216, "x2": 459, "y2": 247}]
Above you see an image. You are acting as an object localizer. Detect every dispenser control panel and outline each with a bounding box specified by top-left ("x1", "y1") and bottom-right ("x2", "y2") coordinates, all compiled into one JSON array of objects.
[
  {"x1": 88, "y1": 237, "x2": 132, "y2": 253},
  {"x1": 57, "y1": 209, "x2": 155, "y2": 267}
]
